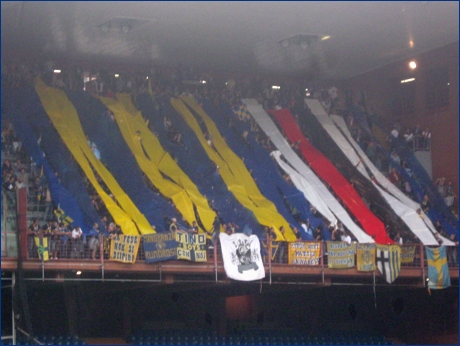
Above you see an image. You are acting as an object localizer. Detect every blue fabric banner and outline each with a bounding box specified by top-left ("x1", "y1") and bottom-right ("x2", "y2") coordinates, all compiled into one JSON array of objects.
[{"x1": 143, "y1": 233, "x2": 178, "y2": 263}]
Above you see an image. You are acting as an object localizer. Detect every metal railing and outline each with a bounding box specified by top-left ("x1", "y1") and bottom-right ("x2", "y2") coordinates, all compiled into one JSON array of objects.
[{"x1": 21, "y1": 235, "x2": 459, "y2": 269}]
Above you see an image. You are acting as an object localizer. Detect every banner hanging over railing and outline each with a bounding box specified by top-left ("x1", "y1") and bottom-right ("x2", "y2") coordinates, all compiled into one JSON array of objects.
[
  {"x1": 356, "y1": 243, "x2": 376, "y2": 271},
  {"x1": 110, "y1": 235, "x2": 141, "y2": 264},
  {"x1": 143, "y1": 233, "x2": 178, "y2": 263},
  {"x1": 401, "y1": 245, "x2": 416, "y2": 264},
  {"x1": 326, "y1": 242, "x2": 356, "y2": 269},
  {"x1": 288, "y1": 242, "x2": 321, "y2": 265},
  {"x1": 176, "y1": 232, "x2": 207, "y2": 262},
  {"x1": 220, "y1": 233, "x2": 265, "y2": 281}
]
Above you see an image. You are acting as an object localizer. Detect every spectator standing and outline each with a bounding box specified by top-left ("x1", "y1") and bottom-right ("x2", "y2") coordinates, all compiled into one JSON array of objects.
[
  {"x1": 71, "y1": 225, "x2": 84, "y2": 259},
  {"x1": 88, "y1": 223, "x2": 101, "y2": 260}
]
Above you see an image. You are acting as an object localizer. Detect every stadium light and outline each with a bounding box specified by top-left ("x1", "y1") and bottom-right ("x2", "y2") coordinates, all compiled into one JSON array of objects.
[{"x1": 400, "y1": 78, "x2": 415, "y2": 84}]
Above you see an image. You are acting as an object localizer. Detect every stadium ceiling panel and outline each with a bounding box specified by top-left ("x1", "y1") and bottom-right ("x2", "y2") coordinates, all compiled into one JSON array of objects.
[{"x1": 1, "y1": 1, "x2": 458, "y2": 79}]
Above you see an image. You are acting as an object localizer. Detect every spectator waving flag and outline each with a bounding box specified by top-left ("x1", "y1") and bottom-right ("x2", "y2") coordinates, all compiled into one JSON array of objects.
[
  {"x1": 219, "y1": 233, "x2": 265, "y2": 281},
  {"x1": 425, "y1": 246, "x2": 451, "y2": 290},
  {"x1": 376, "y1": 245, "x2": 401, "y2": 284}
]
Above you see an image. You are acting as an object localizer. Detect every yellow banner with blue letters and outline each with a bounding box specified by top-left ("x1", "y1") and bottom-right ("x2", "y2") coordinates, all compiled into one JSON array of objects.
[{"x1": 110, "y1": 235, "x2": 141, "y2": 264}]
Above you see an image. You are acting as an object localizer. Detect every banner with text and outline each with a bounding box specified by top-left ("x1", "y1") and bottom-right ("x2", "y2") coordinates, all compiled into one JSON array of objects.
[
  {"x1": 357, "y1": 243, "x2": 376, "y2": 271},
  {"x1": 400, "y1": 245, "x2": 416, "y2": 264},
  {"x1": 326, "y1": 242, "x2": 356, "y2": 269},
  {"x1": 288, "y1": 242, "x2": 321, "y2": 265},
  {"x1": 143, "y1": 232, "x2": 178, "y2": 263},
  {"x1": 176, "y1": 232, "x2": 207, "y2": 262},
  {"x1": 110, "y1": 235, "x2": 141, "y2": 264}
]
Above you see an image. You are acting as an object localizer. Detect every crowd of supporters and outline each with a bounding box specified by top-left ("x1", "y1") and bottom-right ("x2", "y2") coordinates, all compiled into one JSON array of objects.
[{"x1": 2, "y1": 56, "x2": 458, "y2": 259}]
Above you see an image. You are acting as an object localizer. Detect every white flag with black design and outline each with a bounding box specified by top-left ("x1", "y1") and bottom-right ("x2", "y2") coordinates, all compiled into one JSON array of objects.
[
  {"x1": 376, "y1": 245, "x2": 401, "y2": 284},
  {"x1": 219, "y1": 233, "x2": 265, "y2": 281}
]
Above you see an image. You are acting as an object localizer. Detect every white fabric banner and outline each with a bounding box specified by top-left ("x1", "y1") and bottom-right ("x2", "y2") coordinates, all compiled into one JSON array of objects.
[
  {"x1": 219, "y1": 233, "x2": 265, "y2": 281},
  {"x1": 242, "y1": 99, "x2": 374, "y2": 243},
  {"x1": 270, "y1": 151, "x2": 336, "y2": 224},
  {"x1": 304, "y1": 99, "x2": 453, "y2": 246}
]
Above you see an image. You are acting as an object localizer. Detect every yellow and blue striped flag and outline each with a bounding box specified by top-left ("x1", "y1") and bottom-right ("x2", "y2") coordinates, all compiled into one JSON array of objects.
[{"x1": 425, "y1": 246, "x2": 451, "y2": 290}]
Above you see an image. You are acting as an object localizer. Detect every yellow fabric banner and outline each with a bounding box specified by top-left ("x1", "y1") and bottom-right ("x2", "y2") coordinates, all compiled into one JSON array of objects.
[
  {"x1": 109, "y1": 235, "x2": 141, "y2": 264},
  {"x1": 35, "y1": 78, "x2": 152, "y2": 235},
  {"x1": 288, "y1": 242, "x2": 321, "y2": 265},
  {"x1": 326, "y1": 241, "x2": 356, "y2": 269},
  {"x1": 175, "y1": 231, "x2": 207, "y2": 262},
  {"x1": 98, "y1": 94, "x2": 217, "y2": 234},
  {"x1": 357, "y1": 243, "x2": 376, "y2": 271},
  {"x1": 400, "y1": 245, "x2": 416, "y2": 264},
  {"x1": 172, "y1": 97, "x2": 295, "y2": 241}
]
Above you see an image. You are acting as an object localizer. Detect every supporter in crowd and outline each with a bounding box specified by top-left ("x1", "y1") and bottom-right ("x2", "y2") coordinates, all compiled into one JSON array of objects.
[
  {"x1": 71, "y1": 225, "x2": 84, "y2": 258},
  {"x1": 188, "y1": 220, "x2": 199, "y2": 234},
  {"x1": 330, "y1": 223, "x2": 341, "y2": 241},
  {"x1": 338, "y1": 228, "x2": 350, "y2": 244},
  {"x1": 27, "y1": 219, "x2": 40, "y2": 258},
  {"x1": 434, "y1": 177, "x2": 446, "y2": 196},
  {"x1": 50, "y1": 221, "x2": 64, "y2": 260},
  {"x1": 394, "y1": 232, "x2": 403, "y2": 245},
  {"x1": 388, "y1": 168, "x2": 401, "y2": 189},
  {"x1": 169, "y1": 218, "x2": 179, "y2": 232},
  {"x1": 314, "y1": 225, "x2": 324, "y2": 241},
  {"x1": 421, "y1": 195, "x2": 431, "y2": 213},
  {"x1": 444, "y1": 181, "x2": 455, "y2": 207},
  {"x1": 88, "y1": 222, "x2": 101, "y2": 260},
  {"x1": 209, "y1": 215, "x2": 221, "y2": 250},
  {"x1": 2, "y1": 175, "x2": 17, "y2": 205},
  {"x1": 291, "y1": 226, "x2": 302, "y2": 241}
]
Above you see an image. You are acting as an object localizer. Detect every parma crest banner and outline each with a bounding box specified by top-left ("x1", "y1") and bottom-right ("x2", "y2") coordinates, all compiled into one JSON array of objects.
[
  {"x1": 376, "y1": 244, "x2": 401, "y2": 284},
  {"x1": 34, "y1": 236, "x2": 49, "y2": 261},
  {"x1": 400, "y1": 245, "x2": 416, "y2": 264},
  {"x1": 143, "y1": 233, "x2": 178, "y2": 263},
  {"x1": 110, "y1": 235, "x2": 141, "y2": 264},
  {"x1": 288, "y1": 242, "x2": 321, "y2": 265},
  {"x1": 326, "y1": 242, "x2": 356, "y2": 269},
  {"x1": 175, "y1": 232, "x2": 207, "y2": 262},
  {"x1": 357, "y1": 243, "x2": 376, "y2": 271},
  {"x1": 219, "y1": 233, "x2": 265, "y2": 281},
  {"x1": 425, "y1": 246, "x2": 451, "y2": 290}
]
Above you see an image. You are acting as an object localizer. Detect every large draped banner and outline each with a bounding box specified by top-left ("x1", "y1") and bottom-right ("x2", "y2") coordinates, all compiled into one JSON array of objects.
[
  {"x1": 176, "y1": 232, "x2": 207, "y2": 262},
  {"x1": 326, "y1": 242, "x2": 356, "y2": 269},
  {"x1": 357, "y1": 243, "x2": 376, "y2": 271},
  {"x1": 425, "y1": 246, "x2": 451, "y2": 290},
  {"x1": 376, "y1": 245, "x2": 401, "y2": 284},
  {"x1": 219, "y1": 233, "x2": 265, "y2": 281},
  {"x1": 288, "y1": 242, "x2": 321, "y2": 265},
  {"x1": 110, "y1": 235, "x2": 141, "y2": 264},
  {"x1": 143, "y1": 233, "x2": 178, "y2": 263}
]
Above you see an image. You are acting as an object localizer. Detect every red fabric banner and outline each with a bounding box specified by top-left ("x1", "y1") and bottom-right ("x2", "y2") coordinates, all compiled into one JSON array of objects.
[{"x1": 270, "y1": 108, "x2": 393, "y2": 244}]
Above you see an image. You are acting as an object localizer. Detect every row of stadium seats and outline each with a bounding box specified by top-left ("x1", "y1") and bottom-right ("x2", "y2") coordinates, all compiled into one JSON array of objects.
[
  {"x1": 126, "y1": 330, "x2": 393, "y2": 345},
  {"x1": 2, "y1": 334, "x2": 86, "y2": 345}
]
